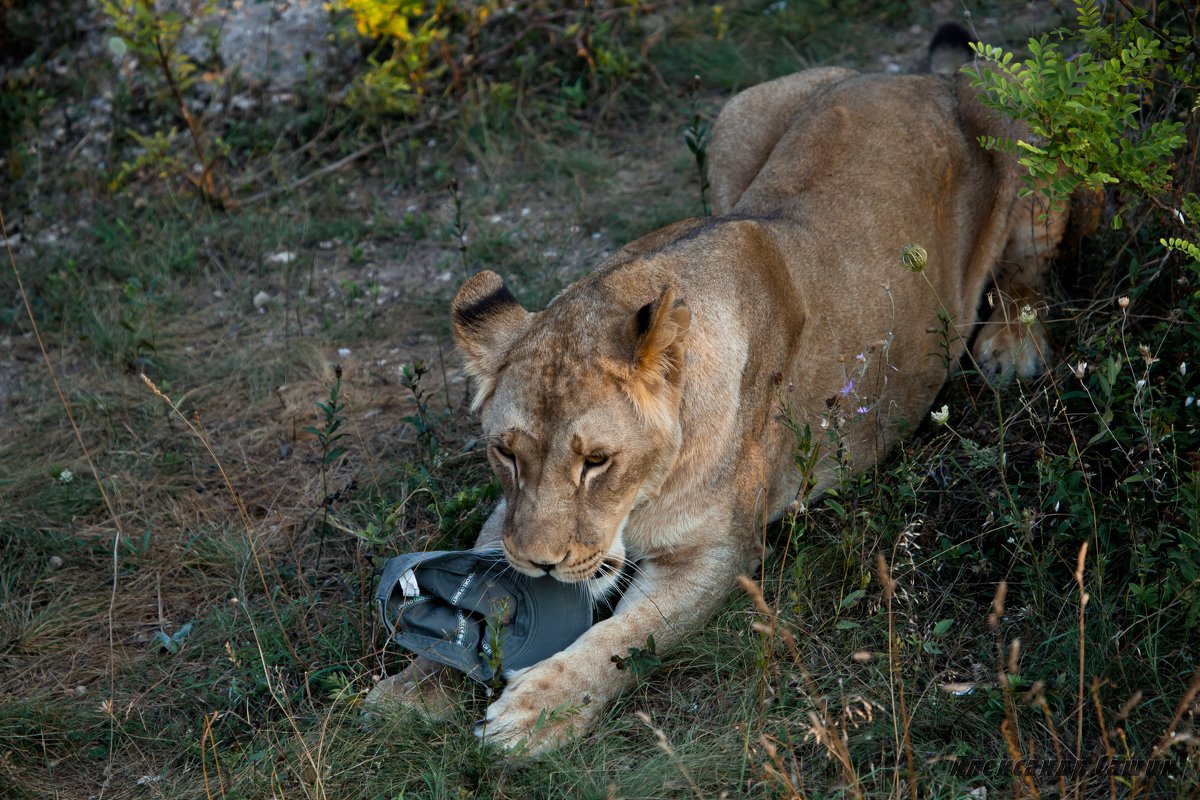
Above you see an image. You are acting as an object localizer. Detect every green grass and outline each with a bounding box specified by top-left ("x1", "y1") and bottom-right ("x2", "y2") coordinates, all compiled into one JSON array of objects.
[{"x1": 2, "y1": 0, "x2": 1199, "y2": 797}]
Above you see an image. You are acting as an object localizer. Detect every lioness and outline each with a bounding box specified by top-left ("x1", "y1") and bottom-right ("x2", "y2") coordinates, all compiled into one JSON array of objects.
[{"x1": 377, "y1": 41, "x2": 1071, "y2": 753}]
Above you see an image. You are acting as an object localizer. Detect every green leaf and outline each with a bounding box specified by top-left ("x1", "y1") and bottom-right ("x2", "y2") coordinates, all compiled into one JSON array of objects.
[
  {"x1": 839, "y1": 588, "x2": 866, "y2": 610},
  {"x1": 149, "y1": 631, "x2": 178, "y2": 654},
  {"x1": 933, "y1": 618, "x2": 954, "y2": 637},
  {"x1": 835, "y1": 619, "x2": 860, "y2": 631},
  {"x1": 149, "y1": 622, "x2": 192, "y2": 655}
]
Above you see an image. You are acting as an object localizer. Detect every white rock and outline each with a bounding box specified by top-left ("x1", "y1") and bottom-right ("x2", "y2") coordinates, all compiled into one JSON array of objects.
[
  {"x1": 265, "y1": 251, "x2": 296, "y2": 265},
  {"x1": 183, "y1": 0, "x2": 335, "y2": 91},
  {"x1": 253, "y1": 290, "x2": 271, "y2": 309}
]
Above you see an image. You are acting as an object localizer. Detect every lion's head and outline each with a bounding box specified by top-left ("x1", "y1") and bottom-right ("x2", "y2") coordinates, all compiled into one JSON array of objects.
[{"x1": 451, "y1": 268, "x2": 691, "y2": 594}]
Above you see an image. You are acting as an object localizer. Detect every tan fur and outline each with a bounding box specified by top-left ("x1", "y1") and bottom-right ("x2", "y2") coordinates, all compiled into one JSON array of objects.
[{"x1": 384, "y1": 67, "x2": 1073, "y2": 753}]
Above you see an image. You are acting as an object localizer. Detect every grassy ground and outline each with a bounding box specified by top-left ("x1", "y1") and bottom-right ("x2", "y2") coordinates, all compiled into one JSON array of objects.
[{"x1": 2, "y1": 1, "x2": 1198, "y2": 798}]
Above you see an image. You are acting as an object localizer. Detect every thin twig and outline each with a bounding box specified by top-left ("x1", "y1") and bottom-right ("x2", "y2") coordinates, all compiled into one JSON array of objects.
[
  {"x1": 152, "y1": 32, "x2": 222, "y2": 205},
  {"x1": 2, "y1": 206, "x2": 130, "y2": 800},
  {"x1": 240, "y1": 111, "x2": 458, "y2": 206},
  {"x1": 876, "y1": 555, "x2": 918, "y2": 800},
  {"x1": 1074, "y1": 540, "x2": 1090, "y2": 799}
]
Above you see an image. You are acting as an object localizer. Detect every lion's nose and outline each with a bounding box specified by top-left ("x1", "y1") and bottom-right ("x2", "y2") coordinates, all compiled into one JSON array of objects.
[{"x1": 530, "y1": 560, "x2": 557, "y2": 574}]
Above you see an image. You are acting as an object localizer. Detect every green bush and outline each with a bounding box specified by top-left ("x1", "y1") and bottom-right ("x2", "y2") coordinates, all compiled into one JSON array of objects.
[
  {"x1": 333, "y1": 0, "x2": 665, "y2": 120},
  {"x1": 967, "y1": 0, "x2": 1200, "y2": 629}
]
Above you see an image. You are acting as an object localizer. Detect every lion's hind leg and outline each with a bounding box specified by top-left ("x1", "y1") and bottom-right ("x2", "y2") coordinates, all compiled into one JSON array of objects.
[
  {"x1": 365, "y1": 655, "x2": 471, "y2": 721},
  {"x1": 708, "y1": 67, "x2": 855, "y2": 214},
  {"x1": 971, "y1": 191, "x2": 1070, "y2": 381}
]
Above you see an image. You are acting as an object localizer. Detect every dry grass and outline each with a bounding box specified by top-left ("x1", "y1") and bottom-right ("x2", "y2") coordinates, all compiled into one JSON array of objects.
[{"x1": 2, "y1": 1, "x2": 1199, "y2": 798}]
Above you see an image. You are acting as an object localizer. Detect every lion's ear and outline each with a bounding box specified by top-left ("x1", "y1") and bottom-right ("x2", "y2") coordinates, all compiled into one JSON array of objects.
[
  {"x1": 451, "y1": 270, "x2": 529, "y2": 410},
  {"x1": 625, "y1": 284, "x2": 690, "y2": 427}
]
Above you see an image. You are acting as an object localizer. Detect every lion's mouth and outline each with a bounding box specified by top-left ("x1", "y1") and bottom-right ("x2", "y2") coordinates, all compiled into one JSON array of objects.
[
  {"x1": 554, "y1": 550, "x2": 617, "y2": 583},
  {"x1": 595, "y1": 556, "x2": 623, "y2": 579},
  {"x1": 583, "y1": 554, "x2": 625, "y2": 600},
  {"x1": 504, "y1": 521, "x2": 628, "y2": 598}
]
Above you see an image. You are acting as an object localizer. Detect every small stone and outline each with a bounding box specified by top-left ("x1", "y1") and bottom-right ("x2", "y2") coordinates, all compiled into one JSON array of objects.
[
  {"x1": 264, "y1": 251, "x2": 296, "y2": 265},
  {"x1": 253, "y1": 290, "x2": 271, "y2": 309},
  {"x1": 49, "y1": 555, "x2": 64, "y2": 570}
]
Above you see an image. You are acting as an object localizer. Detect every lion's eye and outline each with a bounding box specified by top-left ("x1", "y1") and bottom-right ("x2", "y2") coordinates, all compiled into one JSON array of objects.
[
  {"x1": 579, "y1": 453, "x2": 609, "y2": 484},
  {"x1": 494, "y1": 444, "x2": 516, "y2": 462}
]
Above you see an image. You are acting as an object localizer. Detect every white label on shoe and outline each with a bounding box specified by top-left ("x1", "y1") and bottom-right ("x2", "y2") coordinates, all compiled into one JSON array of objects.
[
  {"x1": 454, "y1": 609, "x2": 467, "y2": 645},
  {"x1": 400, "y1": 569, "x2": 420, "y2": 597},
  {"x1": 450, "y1": 572, "x2": 476, "y2": 604}
]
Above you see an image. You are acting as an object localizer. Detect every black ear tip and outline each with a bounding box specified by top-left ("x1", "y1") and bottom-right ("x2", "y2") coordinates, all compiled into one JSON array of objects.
[
  {"x1": 454, "y1": 270, "x2": 503, "y2": 305},
  {"x1": 634, "y1": 301, "x2": 654, "y2": 337},
  {"x1": 929, "y1": 22, "x2": 972, "y2": 53},
  {"x1": 452, "y1": 278, "x2": 520, "y2": 330}
]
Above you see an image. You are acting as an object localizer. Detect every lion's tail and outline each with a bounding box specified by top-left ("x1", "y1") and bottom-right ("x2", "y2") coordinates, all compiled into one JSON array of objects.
[{"x1": 920, "y1": 22, "x2": 973, "y2": 76}]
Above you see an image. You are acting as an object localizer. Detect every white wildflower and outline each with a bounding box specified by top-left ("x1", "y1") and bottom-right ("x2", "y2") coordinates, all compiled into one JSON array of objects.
[{"x1": 930, "y1": 405, "x2": 950, "y2": 426}]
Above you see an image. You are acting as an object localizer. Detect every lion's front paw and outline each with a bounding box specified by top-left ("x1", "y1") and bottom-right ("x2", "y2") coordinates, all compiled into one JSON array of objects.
[
  {"x1": 971, "y1": 305, "x2": 1049, "y2": 381},
  {"x1": 364, "y1": 657, "x2": 469, "y2": 721},
  {"x1": 472, "y1": 656, "x2": 602, "y2": 754}
]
